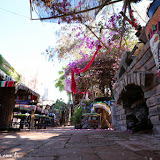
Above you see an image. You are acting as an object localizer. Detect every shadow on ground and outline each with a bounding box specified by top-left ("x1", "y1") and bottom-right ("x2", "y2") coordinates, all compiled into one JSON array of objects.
[{"x1": 0, "y1": 126, "x2": 160, "y2": 160}]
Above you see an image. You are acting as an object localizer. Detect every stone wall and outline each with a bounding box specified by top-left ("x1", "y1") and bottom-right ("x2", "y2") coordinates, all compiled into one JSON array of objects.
[{"x1": 113, "y1": 37, "x2": 160, "y2": 134}]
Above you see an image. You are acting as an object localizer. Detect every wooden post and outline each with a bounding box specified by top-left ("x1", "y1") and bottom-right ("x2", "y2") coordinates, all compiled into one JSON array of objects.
[
  {"x1": 89, "y1": 71, "x2": 95, "y2": 102},
  {"x1": 30, "y1": 110, "x2": 35, "y2": 129},
  {"x1": 0, "y1": 87, "x2": 15, "y2": 129},
  {"x1": 68, "y1": 104, "x2": 71, "y2": 125}
]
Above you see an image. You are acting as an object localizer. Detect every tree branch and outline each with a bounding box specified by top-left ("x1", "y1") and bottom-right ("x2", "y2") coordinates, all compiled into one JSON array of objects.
[{"x1": 31, "y1": 0, "x2": 122, "y2": 21}]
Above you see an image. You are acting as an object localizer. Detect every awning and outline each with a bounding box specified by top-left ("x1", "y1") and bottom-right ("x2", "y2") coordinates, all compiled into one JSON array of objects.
[
  {"x1": 15, "y1": 82, "x2": 40, "y2": 98},
  {"x1": 91, "y1": 101, "x2": 111, "y2": 115},
  {"x1": 0, "y1": 80, "x2": 40, "y2": 99},
  {"x1": 0, "y1": 69, "x2": 13, "y2": 81}
]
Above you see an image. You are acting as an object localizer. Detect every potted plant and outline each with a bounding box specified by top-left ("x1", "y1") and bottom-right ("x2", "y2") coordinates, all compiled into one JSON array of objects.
[{"x1": 147, "y1": 0, "x2": 160, "y2": 18}]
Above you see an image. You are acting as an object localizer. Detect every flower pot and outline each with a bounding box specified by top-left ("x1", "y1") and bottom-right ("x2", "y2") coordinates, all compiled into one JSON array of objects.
[{"x1": 147, "y1": 0, "x2": 160, "y2": 18}]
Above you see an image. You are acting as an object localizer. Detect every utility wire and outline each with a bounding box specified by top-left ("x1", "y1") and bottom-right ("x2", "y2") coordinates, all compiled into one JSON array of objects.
[
  {"x1": 0, "y1": 7, "x2": 29, "y2": 19},
  {"x1": 0, "y1": 7, "x2": 46, "y2": 26}
]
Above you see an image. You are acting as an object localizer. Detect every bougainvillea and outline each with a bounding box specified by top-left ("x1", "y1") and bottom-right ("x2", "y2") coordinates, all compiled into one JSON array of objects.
[
  {"x1": 63, "y1": 12, "x2": 137, "y2": 76},
  {"x1": 37, "y1": 1, "x2": 140, "y2": 100}
]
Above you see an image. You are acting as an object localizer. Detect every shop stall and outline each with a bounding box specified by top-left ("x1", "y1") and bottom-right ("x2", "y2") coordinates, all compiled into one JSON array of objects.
[{"x1": 0, "y1": 69, "x2": 40, "y2": 131}]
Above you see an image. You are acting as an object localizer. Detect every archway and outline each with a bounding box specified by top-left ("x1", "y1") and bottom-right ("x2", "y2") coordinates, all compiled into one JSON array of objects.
[{"x1": 120, "y1": 84, "x2": 153, "y2": 133}]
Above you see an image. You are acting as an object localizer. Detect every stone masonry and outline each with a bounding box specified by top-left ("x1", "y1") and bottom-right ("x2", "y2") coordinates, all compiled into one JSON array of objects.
[{"x1": 113, "y1": 35, "x2": 160, "y2": 134}]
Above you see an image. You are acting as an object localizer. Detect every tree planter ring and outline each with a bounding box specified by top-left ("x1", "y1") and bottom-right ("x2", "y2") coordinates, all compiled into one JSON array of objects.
[{"x1": 147, "y1": 0, "x2": 160, "y2": 19}]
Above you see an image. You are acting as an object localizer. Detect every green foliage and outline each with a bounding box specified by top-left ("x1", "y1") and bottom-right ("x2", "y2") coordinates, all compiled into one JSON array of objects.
[
  {"x1": 71, "y1": 106, "x2": 82, "y2": 124},
  {"x1": 55, "y1": 68, "x2": 65, "y2": 92},
  {"x1": 83, "y1": 99, "x2": 92, "y2": 106},
  {"x1": 67, "y1": 92, "x2": 72, "y2": 102},
  {"x1": 51, "y1": 98, "x2": 66, "y2": 114},
  {"x1": 54, "y1": 67, "x2": 71, "y2": 103}
]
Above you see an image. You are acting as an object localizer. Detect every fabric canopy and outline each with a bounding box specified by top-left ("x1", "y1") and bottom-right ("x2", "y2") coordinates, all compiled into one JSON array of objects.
[
  {"x1": 91, "y1": 101, "x2": 111, "y2": 115},
  {"x1": 71, "y1": 45, "x2": 102, "y2": 94}
]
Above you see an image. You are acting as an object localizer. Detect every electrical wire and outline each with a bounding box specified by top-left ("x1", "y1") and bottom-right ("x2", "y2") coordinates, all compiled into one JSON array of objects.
[
  {"x1": 0, "y1": 7, "x2": 29, "y2": 19},
  {"x1": 0, "y1": 7, "x2": 46, "y2": 26}
]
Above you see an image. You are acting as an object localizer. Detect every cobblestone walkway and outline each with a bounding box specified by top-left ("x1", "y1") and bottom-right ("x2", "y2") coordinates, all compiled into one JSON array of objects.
[{"x1": 0, "y1": 126, "x2": 160, "y2": 160}]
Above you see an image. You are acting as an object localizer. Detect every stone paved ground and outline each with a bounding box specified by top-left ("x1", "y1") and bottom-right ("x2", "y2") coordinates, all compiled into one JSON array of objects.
[{"x1": 0, "y1": 126, "x2": 160, "y2": 160}]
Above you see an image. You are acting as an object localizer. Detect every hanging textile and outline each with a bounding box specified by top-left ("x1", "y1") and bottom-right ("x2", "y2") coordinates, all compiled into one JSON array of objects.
[
  {"x1": 15, "y1": 100, "x2": 32, "y2": 104},
  {"x1": 0, "y1": 81, "x2": 15, "y2": 87},
  {"x1": 71, "y1": 45, "x2": 102, "y2": 94},
  {"x1": 32, "y1": 95, "x2": 37, "y2": 100},
  {"x1": 0, "y1": 81, "x2": 7, "y2": 87},
  {"x1": 64, "y1": 78, "x2": 72, "y2": 92},
  {"x1": 91, "y1": 101, "x2": 111, "y2": 115}
]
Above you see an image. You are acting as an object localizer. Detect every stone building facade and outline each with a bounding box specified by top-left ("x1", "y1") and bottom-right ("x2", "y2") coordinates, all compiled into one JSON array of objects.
[{"x1": 113, "y1": 7, "x2": 160, "y2": 134}]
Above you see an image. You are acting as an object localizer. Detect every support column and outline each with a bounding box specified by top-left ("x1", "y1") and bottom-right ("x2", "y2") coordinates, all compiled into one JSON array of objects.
[
  {"x1": 0, "y1": 87, "x2": 15, "y2": 130},
  {"x1": 30, "y1": 110, "x2": 35, "y2": 129}
]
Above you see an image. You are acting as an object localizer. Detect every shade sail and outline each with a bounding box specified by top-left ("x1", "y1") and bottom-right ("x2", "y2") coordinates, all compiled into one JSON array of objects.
[{"x1": 31, "y1": 0, "x2": 119, "y2": 23}]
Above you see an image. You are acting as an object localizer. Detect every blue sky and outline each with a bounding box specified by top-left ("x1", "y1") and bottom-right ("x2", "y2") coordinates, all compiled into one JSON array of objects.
[{"x1": 0, "y1": 0, "x2": 68, "y2": 102}]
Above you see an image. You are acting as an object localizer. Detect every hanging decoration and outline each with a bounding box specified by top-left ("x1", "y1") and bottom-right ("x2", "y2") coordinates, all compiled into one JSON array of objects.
[
  {"x1": 71, "y1": 45, "x2": 102, "y2": 94},
  {"x1": 64, "y1": 78, "x2": 72, "y2": 92},
  {"x1": 145, "y1": 6, "x2": 160, "y2": 78},
  {"x1": 91, "y1": 101, "x2": 111, "y2": 115}
]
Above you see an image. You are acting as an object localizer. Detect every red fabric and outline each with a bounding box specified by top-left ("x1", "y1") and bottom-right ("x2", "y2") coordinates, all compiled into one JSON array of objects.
[
  {"x1": 71, "y1": 45, "x2": 102, "y2": 94},
  {"x1": 157, "y1": 21, "x2": 159, "y2": 34},
  {"x1": 71, "y1": 68, "x2": 77, "y2": 94},
  {"x1": 7, "y1": 81, "x2": 14, "y2": 87},
  {"x1": 32, "y1": 95, "x2": 37, "y2": 100}
]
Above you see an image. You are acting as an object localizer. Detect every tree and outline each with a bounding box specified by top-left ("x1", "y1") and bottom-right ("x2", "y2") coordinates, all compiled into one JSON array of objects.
[
  {"x1": 54, "y1": 68, "x2": 72, "y2": 102},
  {"x1": 55, "y1": 69, "x2": 65, "y2": 92},
  {"x1": 32, "y1": 0, "x2": 142, "y2": 101},
  {"x1": 49, "y1": 9, "x2": 138, "y2": 104},
  {"x1": 52, "y1": 98, "x2": 66, "y2": 113}
]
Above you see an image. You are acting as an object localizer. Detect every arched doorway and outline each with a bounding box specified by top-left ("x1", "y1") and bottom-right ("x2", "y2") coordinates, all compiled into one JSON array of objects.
[{"x1": 120, "y1": 84, "x2": 153, "y2": 133}]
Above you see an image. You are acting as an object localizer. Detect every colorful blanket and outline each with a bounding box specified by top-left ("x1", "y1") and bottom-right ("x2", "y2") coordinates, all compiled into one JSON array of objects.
[
  {"x1": 0, "y1": 81, "x2": 15, "y2": 87},
  {"x1": 91, "y1": 101, "x2": 111, "y2": 115}
]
